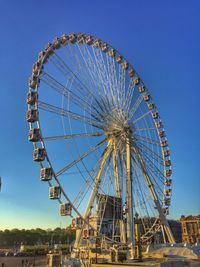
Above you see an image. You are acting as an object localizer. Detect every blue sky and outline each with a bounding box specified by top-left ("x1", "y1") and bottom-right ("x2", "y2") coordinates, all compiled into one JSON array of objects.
[{"x1": 0, "y1": 0, "x2": 199, "y2": 230}]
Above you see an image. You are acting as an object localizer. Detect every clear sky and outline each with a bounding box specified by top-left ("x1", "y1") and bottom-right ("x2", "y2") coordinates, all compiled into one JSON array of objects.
[{"x1": 0, "y1": 0, "x2": 199, "y2": 230}]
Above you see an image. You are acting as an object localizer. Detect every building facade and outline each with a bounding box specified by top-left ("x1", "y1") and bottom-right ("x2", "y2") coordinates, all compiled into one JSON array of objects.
[{"x1": 180, "y1": 215, "x2": 200, "y2": 244}]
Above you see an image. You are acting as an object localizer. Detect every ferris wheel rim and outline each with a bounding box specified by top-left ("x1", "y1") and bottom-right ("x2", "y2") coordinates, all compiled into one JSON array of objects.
[{"x1": 27, "y1": 32, "x2": 173, "y2": 244}]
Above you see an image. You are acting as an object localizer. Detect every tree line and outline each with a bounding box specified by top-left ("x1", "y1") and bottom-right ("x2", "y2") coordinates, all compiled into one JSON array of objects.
[{"x1": 0, "y1": 227, "x2": 75, "y2": 247}]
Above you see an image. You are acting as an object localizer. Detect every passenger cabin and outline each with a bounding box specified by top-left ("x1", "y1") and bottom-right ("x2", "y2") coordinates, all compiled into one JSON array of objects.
[
  {"x1": 33, "y1": 148, "x2": 45, "y2": 162},
  {"x1": 148, "y1": 103, "x2": 155, "y2": 110},
  {"x1": 61, "y1": 34, "x2": 69, "y2": 45},
  {"x1": 164, "y1": 160, "x2": 171, "y2": 167},
  {"x1": 93, "y1": 39, "x2": 101, "y2": 48},
  {"x1": 32, "y1": 62, "x2": 43, "y2": 75},
  {"x1": 86, "y1": 36, "x2": 93, "y2": 45},
  {"x1": 77, "y1": 34, "x2": 84, "y2": 44},
  {"x1": 139, "y1": 86, "x2": 145, "y2": 93},
  {"x1": 108, "y1": 49, "x2": 116, "y2": 58},
  {"x1": 71, "y1": 217, "x2": 84, "y2": 229},
  {"x1": 134, "y1": 77, "x2": 140, "y2": 85},
  {"x1": 53, "y1": 38, "x2": 61, "y2": 49},
  {"x1": 129, "y1": 69, "x2": 134, "y2": 77},
  {"x1": 27, "y1": 91, "x2": 38, "y2": 105},
  {"x1": 69, "y1": 34, "x2": 76, "y2": 43},
  {"x1": 164, "y1": 198, "x2": 171, "y2": 206},
  {"x1": 28, "y1": 128, "x2": 40, "y2": 142},
  {"x1": 143, "y1": 94, "x2": 150, "y2": 101},
  {"x1": 45, "y1": 43, "x2": 54, "y2": 55},
  {"x1": 165, "y1": 179, "x2": 172, "y2": 186},
  {"x1": 26, "y1": 109, "x2": 38, "y2": 123},
  {"x1": 116, "y1": 55, "x2": 123, "y2": 64},
  {"x1": 160, "y1": 140, "x2": 168, "y2": 147},
  {"x1": 163, "y1": 150, "x2": 170, "y2": 157},
  {"x1": 165, "y1": 189, "x2": 172, "y2": 196},
  {"x1": 122, "y1": 61, "x2": 129, "y2": 70},
  {"x1": 156, "y1": 121, "x2": 162, "y2": 128},
  {"x1": 49, "y1": 186, "x2": 61, "y2": 199},
  {"x1": 159, "y1": 131, "x2": 165, "y2": 138},
  {"x1": 102, "y1": 43, "x2": 109, "y2": 52},
  {"x1": 152, "y1": 112, "x2": 159, "y2": 119},
  {"x1": 29, "y1": 78, "x2": 39, "y2": 89},
  {"x1": 40, "y1": 167, "x2": 52, "y2": 181},
  {"x1": 38, "y1": 51, "x2": 46, "y2": 63},
  {"x1": 60, "y1": 203, "x2": 72, "y2": 216},
  {"x1": 165, "y1": 169, "x2": 172, "y2": 176}
]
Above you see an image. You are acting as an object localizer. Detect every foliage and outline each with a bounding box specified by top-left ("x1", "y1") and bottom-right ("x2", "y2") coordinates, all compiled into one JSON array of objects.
[{"x1": 0, "y1": 227, "x2": 75, "y2": 247}]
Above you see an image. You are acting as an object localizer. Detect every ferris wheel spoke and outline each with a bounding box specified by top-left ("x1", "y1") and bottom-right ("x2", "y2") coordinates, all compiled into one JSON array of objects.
[
  {"x1": 50, "y1": 51, "x2": 96, "y2": 99},
  {"x1": 38, "y1": 101, "x2": 102, "y2": 129},
  {"x1": 124, "y1": 79, "x2": 135, "y2": 112},
  {"x1": 92, "y1": 47, "x2": 111, "y2": 99},
  {"x1": 106, "y1": 54, "x2": 119, "y2": 107},
  {"x1": 132, "y1": 110, "x2": 152, "y2": 124},
  {"x1": 139, "y1": 151, "x2": 165, "y2": 183},
  {"x1": 128, "y1": 94, "x2": 144, "y2": 119},
  {"x1": 40, "y1": 72, "x2": 92, "y2": 112},
  {"x1": 43, "y1": 132, "x2": 103, "y2": 141},
  {"x1": 80, "y1": 44, "x2": 107, "y2": 97},
  {"x1": 76, "y1": 44, "x2": 104, "y2": 96},
  {"x1": 132, "y1": 166, "x2": 150, "y2": 217},
  {"x1": 118, "y1": 65, "x2": 126, "y2": 109},
  {"x1": 136, "y1": 142, "x2": 164, "y2": 164},
  {"x1": 134, "y1": 135, "x2": 160, "y2": 146},
  {"x1": 133, "y1": 145, "x2": 164, "y2": 182},
  {"x1": 134, "y1": 127, "x2": 156, "y2": 132},
  {"x1": 56, "y1": 138, "x2": 107, "y2": 177}
]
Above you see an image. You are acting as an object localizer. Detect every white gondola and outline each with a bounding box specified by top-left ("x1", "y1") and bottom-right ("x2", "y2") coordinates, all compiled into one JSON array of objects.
[
  {"x1": 165, "y1": 179, "x2": 172, "y2": 186},
  {"x1": 148, "y1": 103, "x2": 155, "y2": 110},
  {"x1": 40, "y1": 167, "x2": 52, "y2": 181},
  {"x1": 33, "y1": 148, "x2": 45, "y2": 162},
  {"x1": 86, "y1": 36, "x2": 93, "y2": 45},
  {"x1": 159, "y1": 130, "x2": 165, "y2": 138},
  {"x1": 139, "y1": 86, "x2": 145, "y2": 93},
  {"x1": 164, "y1": 198, "x2": 171, "y2": 206},
  {"x1": 102, "y1": 43, "x2": 109, "y2": 52},
  {"x1": 32, "y1": 61, "x2": 43, "y2": 75},
  {"x1": 108, "y1": 49, "x2": 116, "y2": 58},
  {"x1": 152, "y1": 112, "x2": 159, "y2": 119},
  {"x1": 122, "y1": 61, "x2": 129, "y2": 70},
  {"x1": 160, "y1": 140, "x2": 167, "y2": 147},
  {"x1": 164, "y1": 160, "x2": 171, "y2": 167},
  {"x1": 28, "y1": 128, "x2": 40, "y2": 142},
  {"x1": 53, "y1": 37, "x2": 61, "y2": 49},
  {"x1": 163, "y1": 150, "x2": 170, "y2": 157},
  {"x1": 165, "y1": 169, "x2": 172, "y2": 176},
  {"x1": 165, "y1": 189, "x2": 172, "y2": 196},
  {"x1": 69, "y1": 34, "x2": 76, "y2": 44},
  {"x1": 60, "y1": 203, "x2": 72, "y2": 216},
  {"x1": 27, "y1": 91, "x2": 38, "y2": 105},
  {"x1": 93, "y1": 39, "x2": 101, "y2": 48},
  {"x1": 26, "y1": 109, "x2": 38, "y2": 123},
  {"x1": 134, "y1": 77, "x2": 140, "y2": 85},
  {"x1": 38, "y1": 51, "x2": 46, "y2": 63},
  {"x1": 72, "y1": 217, "x2": 84, "y2": 229},
  {"x1": 61, "y1": 34, "x2": 69, "y2": 45},
  {"x1": 116, "y1": 55, "x2": 123, "y2": 64},
  {"x1": 156, "y1": 121, "x2": 162, "y2": 128},
  {"x1": 128, "y1": 69, "x2": 134, "y2": 77},
  {"x1": 143, "y1": 94, "x2": 150, "y2": 101},
  {"x1": 49, "y1": 186, "x2": 61, "y2": 199}
]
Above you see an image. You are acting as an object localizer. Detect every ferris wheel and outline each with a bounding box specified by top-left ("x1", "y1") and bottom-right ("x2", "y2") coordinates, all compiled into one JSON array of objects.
[{"x1": 26, "y1": 33, "x2": 175, "y2": 257}]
